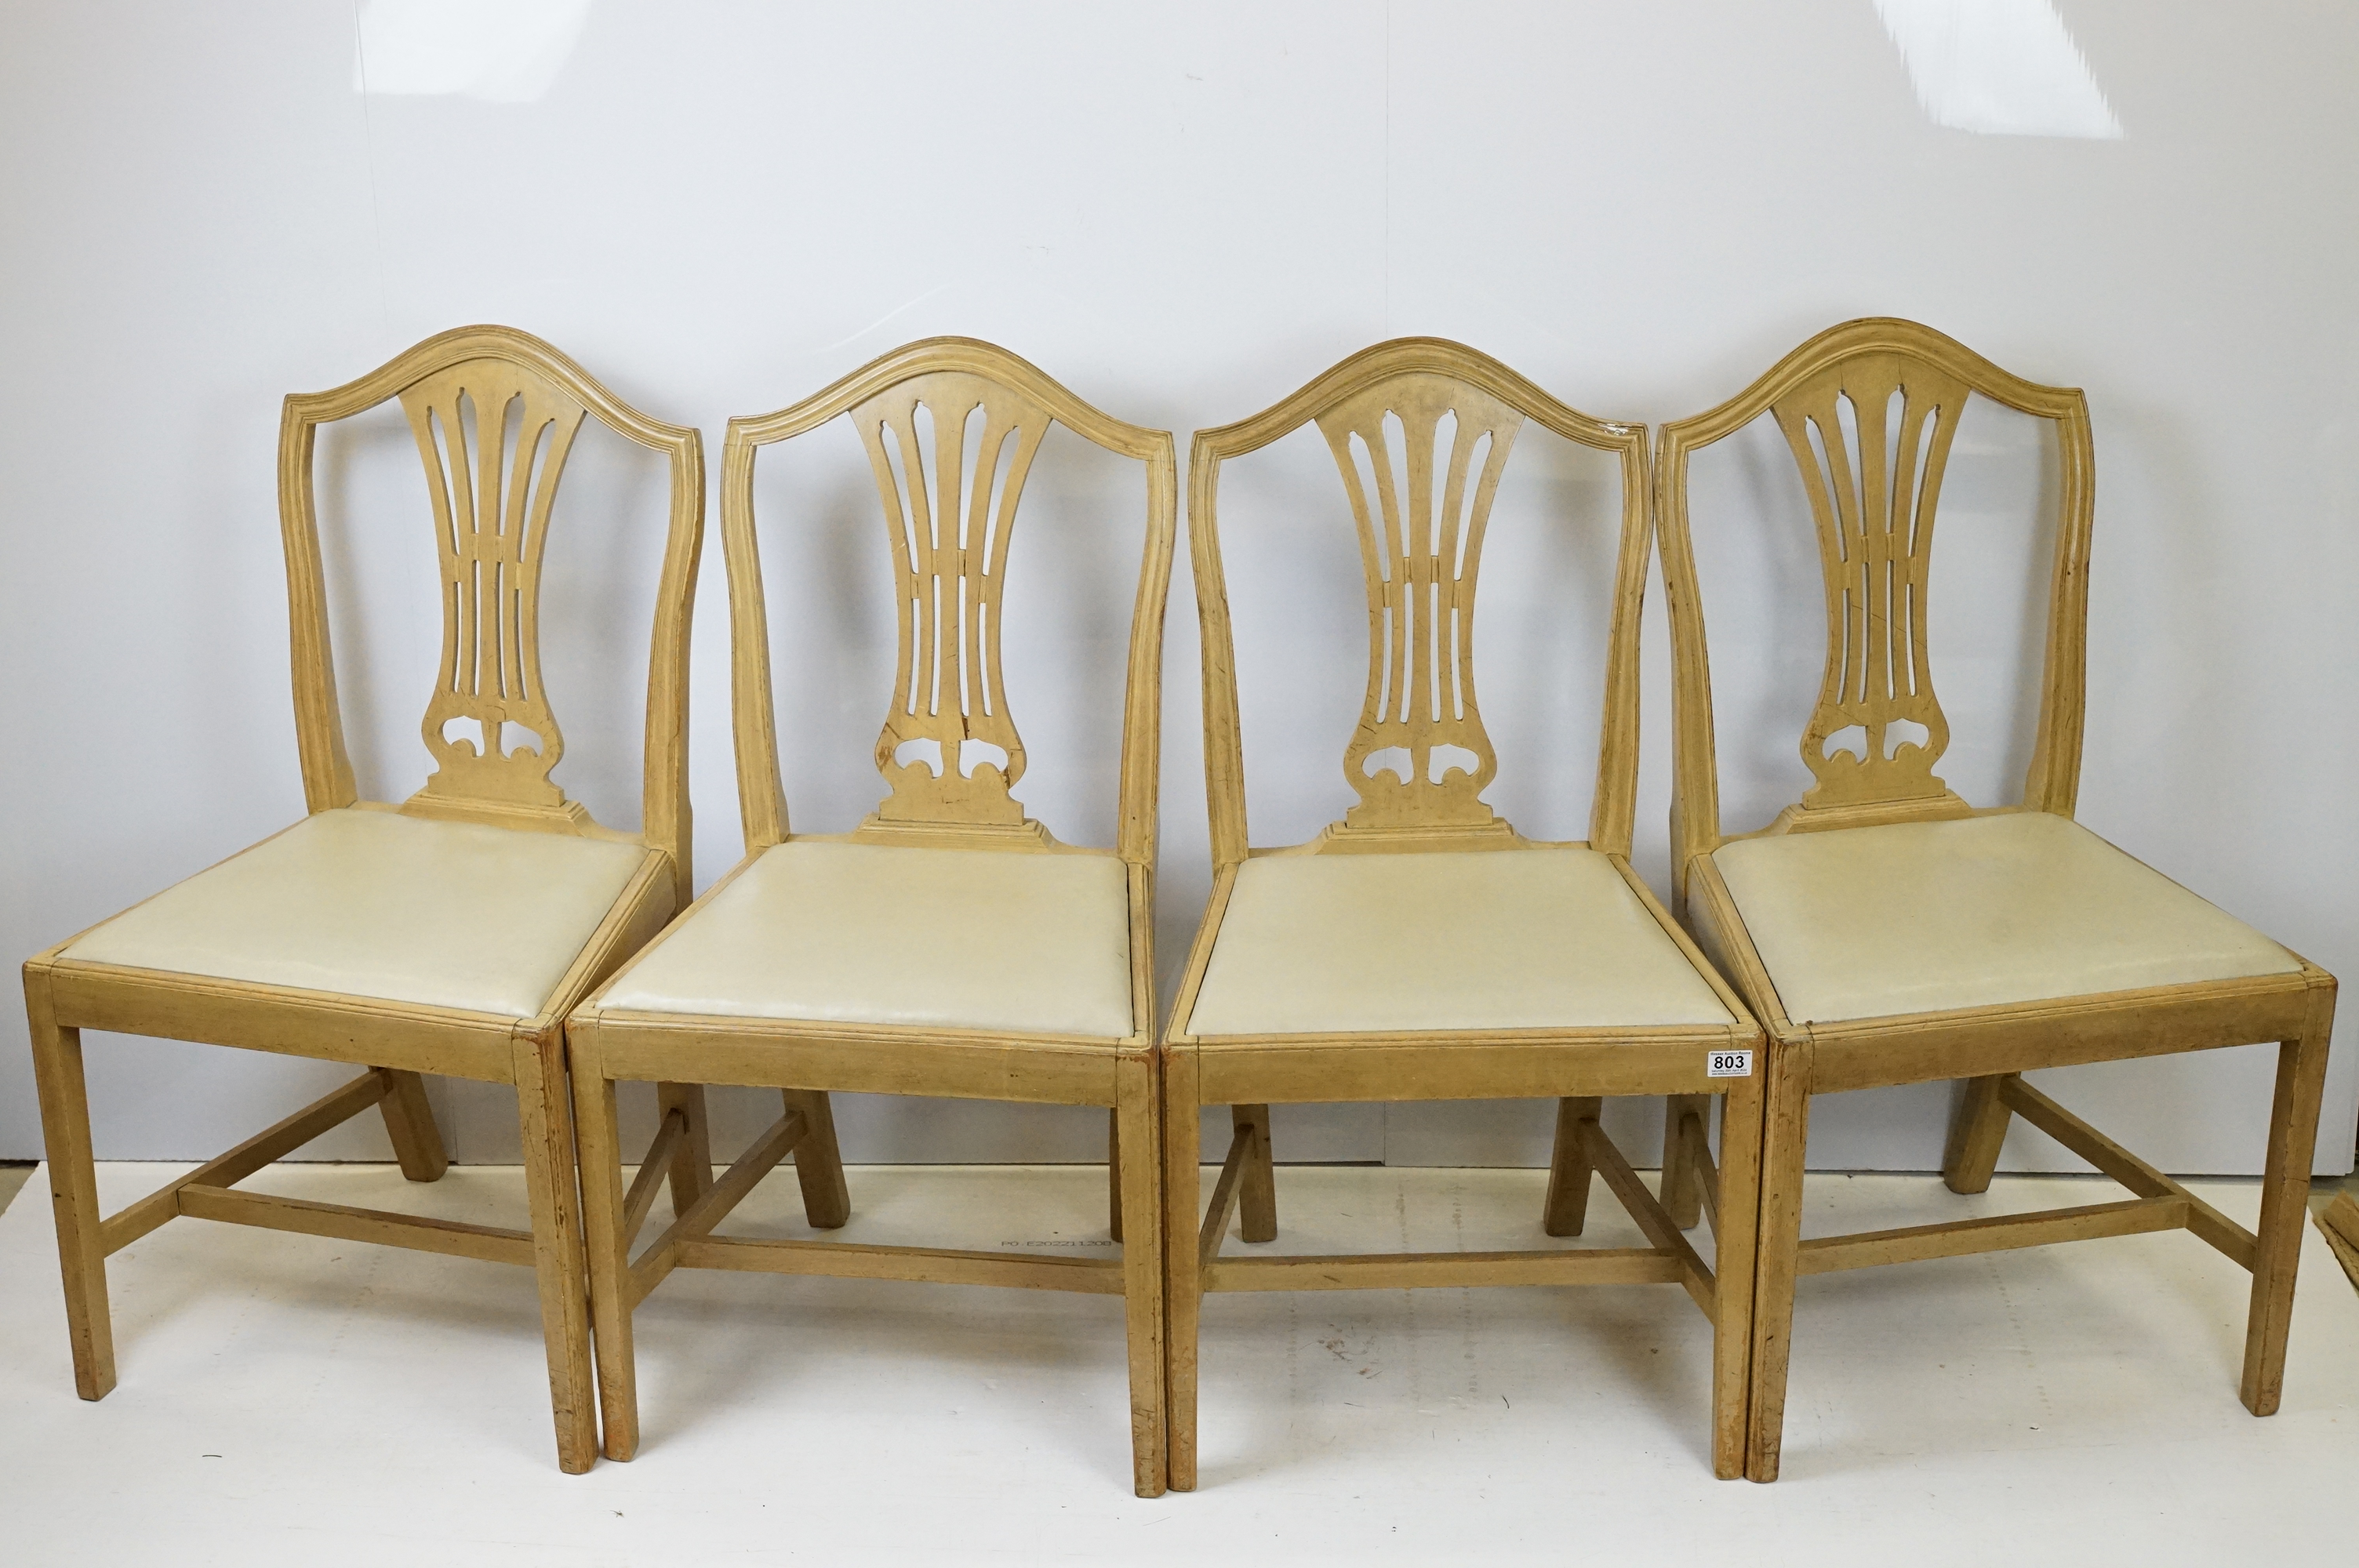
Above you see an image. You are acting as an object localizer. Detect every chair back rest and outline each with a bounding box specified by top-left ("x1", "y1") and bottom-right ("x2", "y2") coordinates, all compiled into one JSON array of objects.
[
  {"x1": 721, "y1": 338, "x2": 1176, "y2": 861},
  {"x1": 1190, "y1": 339, "x2": 1652, "y2": 867},
  {"x1": 1656, "y1": 318, "x2": 2094, "y2": 880},
  {"x1": 277, "y1": 325, "x2": 705, "y2": 902}
]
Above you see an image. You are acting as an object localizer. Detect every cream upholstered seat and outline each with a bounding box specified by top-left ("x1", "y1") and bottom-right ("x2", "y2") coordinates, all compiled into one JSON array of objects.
[
  {"x1": 599, "y1": 841, "x2": 1133, "y2": 1037},
  {"x1": 1187, "y1": 848, "x2": 1732, "y2": 1036},
  {"x1": 1713, "y1": 811, "x2": 2299, "y2": 1025},
  {"x1": 64, "y1": 808, "x2": 651, "y2": 1019}
]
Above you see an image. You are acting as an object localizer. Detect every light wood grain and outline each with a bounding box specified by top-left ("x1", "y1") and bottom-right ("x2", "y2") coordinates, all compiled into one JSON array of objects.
[
  {"x1": 2314, "y1": 1194, "x2": 2359, "y2": 1291},
  {"x1": 1168, "y1": 338, "x2": 1768, "y2": 1490},
  {"x1": 1197, "y1": 1123, "x2": 1254, "y2": 1272},
  {"x1": 24, "y1": 326, "x2": 704, "y2": 1472},
  {"x1": 1205, "y1": 1249, "x2": 1685, "y2": 1292},
  {"x1": 568, "y1": 1032, "x2": 641, "y2": 1461},
  {"x1": 378, "y1": 1069, "x2": 450, "y2": 1183},
  {"x1": 1997, "y1": 1075, "x2": 2256, "y2": 1268},
  {"x1": 1541, "y1": 1097, "x2": 1601, "y2": 1237},
  {"x1": 1796, "y1": 1196, "x2": 2188, "y2": 1276},
  {"x1": 176, "y1": 1185, "x2": 536, "y2": 1265},
  {"x1": 571, "y1": 338, "x2": 1178, "y2": 1497},
  {"x1": 100, "y1": 1069, "x2": 392, "y2": 1254},
  {"x1": 1580, "y1": 1117, "x2": 1714, "y2": 1315},
  {"x1": 676, "y1": 1236, "x2": 1125, "y2": 1292},
  {"x1": 23, "y1": 996, "x2": 112, "y2": 1401},
  {"x1": 1658, "y1": 318, "x2": 2341, "y2": 1483},
  {"x1": 2241, "y1": 975, "x2": 2337, "y2": 1415},
  {"x1": 627, "y1": 1108, "x2": 808, "y2": 1307},
  {"x1": 1230, "y1": 1103, "x2": 1277, "y2": 1243},
  {"x1": 1660, "y1": 1094, "x2": 1711, "y2": 1229}
]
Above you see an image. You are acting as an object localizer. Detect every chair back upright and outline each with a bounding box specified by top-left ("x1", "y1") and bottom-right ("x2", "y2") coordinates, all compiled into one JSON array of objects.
[
  {"x1": 1188, "y1": 339, "x2": 1653, "y2": 869},
  {"x1": 276, "y1": 325, "x2": 707, "y2": 906},
  {"x1": 1654, "y1": 318, "x2": 2096, "y2": 895},
  {"x1": 720, "y1": 339, "x2": 1178, "y2": 866}
]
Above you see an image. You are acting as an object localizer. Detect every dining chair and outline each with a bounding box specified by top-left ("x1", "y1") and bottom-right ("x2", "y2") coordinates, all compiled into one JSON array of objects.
[
  {"x1": 1654, "y1": 316, "x2": 2339, "y2": 1481},
  {"x1": 1163, "y1": 339, "x2": 1768, "y2": 1487},
  {"x1": 21, "y1": 325, "x2": 705, "y2": 1471},
  {"x1": 565, "y1": 338, "x2": 1177, "y2": 1495}
]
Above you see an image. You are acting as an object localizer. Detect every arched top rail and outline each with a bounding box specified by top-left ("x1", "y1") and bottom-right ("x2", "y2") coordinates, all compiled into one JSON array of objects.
[
  {"x1": 725, "y1": 337, "x2": 1168, "y2": 463},
  {"x1": 1659, "y1": 318, "x2": 2088, "y2": 456},
  {"x1": 1193, "y1": 337, "x2": 1643, "y2": 463},
  {"x1": 282, "y1": 324, "x2": 700, "y2": 457}
]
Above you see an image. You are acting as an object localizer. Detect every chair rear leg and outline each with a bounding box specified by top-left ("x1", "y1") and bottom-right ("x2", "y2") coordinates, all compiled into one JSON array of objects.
[
  {"x1": 1115, "y1": 1056, "x2": 1168, "y2": 1497},
  {"x1": 2242, "y1": 986, "x2": 2335, "y2": 1415},
  {"x1": 24, "y1": 989, "x2": 114, "y2": 1401},
  {"x1": 1233, "y1": 1104, "x2": 1277, "y2": 1242},
  {"x1": 377, "y1": 1069, "x2": 449, "y2": 1182},
  {"x1": 1662, "y1": 1093, "x2": 1710, "y2": 1229},
  {"x1": 1747, "y1": 1040, "x2": 1813, "y2": 1483},
  {"x1": 785, "y1": 1089, "x2": 850, "y2": 1229},
  {"x1": 1543, "y1": 1097, "x2": 1601, "y2": 1236},
  {"x1": 569, "y1": 1031, "x2": 641, "y2": 1462},
  {"x1": 1942, "y1": 1074, "x2": 2014, "y2": 1195},
  {"x1": 656, "y1": 1082, "x2": 714, "y2": 1215},
  {"x1": 513, "y1": 1033, "x2": 597, "y2": 1473}
]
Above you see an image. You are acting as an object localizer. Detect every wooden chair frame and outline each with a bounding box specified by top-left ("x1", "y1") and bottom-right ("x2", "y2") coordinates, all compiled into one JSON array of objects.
[
  {"x1": 565, "y1": 338, "x2": 1180, "y2": 1496},
  {"x1": 1656, "y1": 316, "x2": 2339, "y2": 1480},
  {"x1": 1164, "y1": 339, "x2": 1768, "y2": 1487},
  {"x1": 22, "y1": 325, "x2": 706, "y2": 1472}
]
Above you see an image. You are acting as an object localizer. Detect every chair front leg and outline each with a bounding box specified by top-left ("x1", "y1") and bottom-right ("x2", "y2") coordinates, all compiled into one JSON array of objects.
[
  {"x1": 1114, "y1": 1054, "x2": 1168, "y2": 1497},
  {"x1": 785, "y1": 1089, "x2": 850, "y2": 1229},
  {"x1": 1163, "y1": 1049, "x2": 1205, "y2": 1493},
  {"x1": 1232, "y1": 1103, "x2": 1277, "y2": 1242},
  {"x1": 1710, "y1": 1073, "x2": 1766, "y2": 1481},
  {"x1": 24, "y1": 978, "x2": 114, "y2": 1401},
  {"x1": 377, "y1": 1069, "x2": 450, "y2": 1182},
  {"x1": 512, "y1": 1031, "x2": 598, "y2": 1474},
  {"x1": 569, "y1": 1028, "x2": 641, "y2": 1462},
  {"x1": 2242, "y1": 980, "x2": 2338, "y2": 1414},
  {"x1": 1747, "y1": 1035, "x2": 1813, "y2": 1483}
]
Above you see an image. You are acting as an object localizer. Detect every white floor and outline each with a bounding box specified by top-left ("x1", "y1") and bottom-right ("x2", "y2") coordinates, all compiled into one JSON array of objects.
[{"x1": 1, "y1": 1162, "x2": 2353, "y2": 1566}]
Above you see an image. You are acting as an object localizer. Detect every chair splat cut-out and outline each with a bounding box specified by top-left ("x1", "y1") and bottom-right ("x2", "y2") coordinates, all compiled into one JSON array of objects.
[
  {"x1": 853, "y1": 372, "x2": 1048, "y2": 831},
  {"x1": 1772, "y1": 353, "x2": 1968, "y2": 813},
  {"x1": 1318, "y1": 376, "x2": 1522, "y2": 835},
  {"x1": 398, "y1": 360, "x2": 591, "y2": 826}
]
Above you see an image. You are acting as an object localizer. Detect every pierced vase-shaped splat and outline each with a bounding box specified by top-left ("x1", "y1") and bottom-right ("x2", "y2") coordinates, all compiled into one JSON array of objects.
[
  {"x1": 1773, "y1": 353, "x2": 1968, "y2": 812},
  {"x1": 1318, "y1": 376, "x2": 1522, "y2": 836},
  {"x1": 854, "y1": 372, "x2": 1048, "y2": 831},
  {"x1": 400, "y1": 361, "x2": 587, "y2": 819}
]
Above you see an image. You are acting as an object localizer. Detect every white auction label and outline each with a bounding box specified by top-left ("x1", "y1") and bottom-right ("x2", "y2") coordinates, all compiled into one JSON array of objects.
[{"x1": 1706, "y1": 1049, "x2": 1754, "y2": 1078}]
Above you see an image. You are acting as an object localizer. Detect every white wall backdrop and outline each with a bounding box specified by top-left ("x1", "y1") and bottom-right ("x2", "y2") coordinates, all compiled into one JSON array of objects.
[{"x1": 2, "y1": 1, "x2": 2351, "y2": 1174}]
